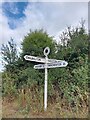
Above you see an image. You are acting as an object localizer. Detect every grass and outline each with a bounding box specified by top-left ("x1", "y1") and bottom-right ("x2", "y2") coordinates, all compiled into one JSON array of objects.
[{"x1": 2, "y1": 95, "x2": 88, "y2": 118}]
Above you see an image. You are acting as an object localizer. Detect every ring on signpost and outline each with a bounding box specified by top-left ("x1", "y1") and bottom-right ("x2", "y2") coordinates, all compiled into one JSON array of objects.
[{"x1": 44, "y1": 47, "x2": 50, "y2": 56}]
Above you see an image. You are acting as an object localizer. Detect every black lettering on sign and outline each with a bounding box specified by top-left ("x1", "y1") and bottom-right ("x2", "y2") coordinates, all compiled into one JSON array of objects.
[{"x1": 63, "y1": 62, "x2": 65, "y2": 65}]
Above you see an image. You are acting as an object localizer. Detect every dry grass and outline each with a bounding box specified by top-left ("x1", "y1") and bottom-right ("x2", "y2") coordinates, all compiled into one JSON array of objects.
[{"x1": 2, "y1": 96, "x2": 88, "y2": 118}]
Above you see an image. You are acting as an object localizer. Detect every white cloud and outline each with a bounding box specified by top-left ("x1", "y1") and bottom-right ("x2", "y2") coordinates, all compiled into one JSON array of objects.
[
  {"x1": 0, "y1": 2, "x2": 88, "y2": 45},
  {"x1": 23, "y1": 2, "x2": 88, "y2": 35}
]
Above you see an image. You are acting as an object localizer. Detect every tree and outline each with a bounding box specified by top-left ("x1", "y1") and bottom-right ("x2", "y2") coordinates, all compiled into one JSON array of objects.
[
  {"x1": 1, "y1": 38, "x2": 19, "y2": 96},
  {"x1": 57, "y1": 20, "x2": 88, "y2": 67},
  {"x1": 54, "y1": 20, "x2": 88, "y2": 107},
  {"x1": 1, "y1": 38, "x2": 18, "y2": 68},
  {"x1": 21, "y1": 29, "x2": 56, "y2": 58}
]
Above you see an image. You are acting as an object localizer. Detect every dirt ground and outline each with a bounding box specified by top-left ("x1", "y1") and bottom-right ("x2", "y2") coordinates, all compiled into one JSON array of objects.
[{"x1": 2, "y1": 97, "x2": 88, "y2": 118}]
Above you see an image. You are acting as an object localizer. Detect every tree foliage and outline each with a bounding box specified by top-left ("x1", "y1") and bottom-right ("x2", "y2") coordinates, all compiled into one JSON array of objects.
[
  {"x1": 1, "y1": 38, "x2": 18, "y2": 71},
  {"x1": 22, "y1": 29, "x2": 56, "y2": 58}
]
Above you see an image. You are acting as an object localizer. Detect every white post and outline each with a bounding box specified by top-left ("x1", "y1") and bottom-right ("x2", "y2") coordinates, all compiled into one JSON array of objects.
[{"x1": 44, "y1": 55, "x2": 48, "y2": 111}]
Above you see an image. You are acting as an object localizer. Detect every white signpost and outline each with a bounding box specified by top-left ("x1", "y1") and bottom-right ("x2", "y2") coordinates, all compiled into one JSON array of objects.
[{"x1": 24, "y1": 47, "x2": 68, "y2": 111}]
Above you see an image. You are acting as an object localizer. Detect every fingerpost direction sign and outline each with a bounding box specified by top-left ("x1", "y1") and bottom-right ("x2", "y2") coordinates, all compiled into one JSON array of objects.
[{"x1": 24, "y1": 47, "x2": 68, "y2": 111}]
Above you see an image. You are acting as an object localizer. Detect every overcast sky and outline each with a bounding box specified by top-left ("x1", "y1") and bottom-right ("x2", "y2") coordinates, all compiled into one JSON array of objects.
[{"x1": 0, "y1": 1, "x2": 88, "y2": 71}]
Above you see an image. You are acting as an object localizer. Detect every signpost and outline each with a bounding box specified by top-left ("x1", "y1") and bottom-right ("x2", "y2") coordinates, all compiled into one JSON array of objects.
[{"x1": 24, "y1": 47, "x2": 68, "y2": 111}]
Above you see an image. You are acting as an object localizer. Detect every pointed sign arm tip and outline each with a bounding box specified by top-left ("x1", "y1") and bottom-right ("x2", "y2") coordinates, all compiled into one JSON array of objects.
[{"x1": 24, "y1": 55, "x2": 26, "y2": 59}]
